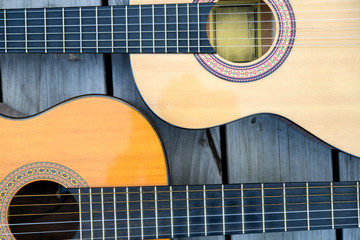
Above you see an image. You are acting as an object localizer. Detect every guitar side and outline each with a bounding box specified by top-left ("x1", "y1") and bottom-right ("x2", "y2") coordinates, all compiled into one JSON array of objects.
[
  {"x1": 0, "y1": 96, "x2": 168, "y2": 239},
  {"x1": 130, "y1": 0, "x2": 360, "y2": 157}
]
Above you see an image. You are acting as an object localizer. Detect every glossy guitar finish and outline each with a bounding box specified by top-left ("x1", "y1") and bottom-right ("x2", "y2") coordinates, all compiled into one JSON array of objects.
[
  {"x1": 130, "y1": 0, "x2": 360, "y2": 157},
  {"x1": 0, "y1": 96, "x2": 168, "y2": 239}
]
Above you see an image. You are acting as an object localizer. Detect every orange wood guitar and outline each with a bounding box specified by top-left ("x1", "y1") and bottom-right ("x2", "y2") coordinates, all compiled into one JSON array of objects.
[
  {"x1": 128, "y1": 0, "x2": 360, "y2": 157},
  {"x1": 0, "y1": 95, "x2": 359, "y2": 239}
]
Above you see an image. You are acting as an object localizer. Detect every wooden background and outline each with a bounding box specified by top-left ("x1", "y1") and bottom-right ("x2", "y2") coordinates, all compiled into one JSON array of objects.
[{"x1": 0, "y1": 0, "x2": 359, "y2": 239}]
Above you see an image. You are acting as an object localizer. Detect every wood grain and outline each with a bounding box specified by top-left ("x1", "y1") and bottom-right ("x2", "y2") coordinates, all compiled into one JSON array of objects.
[{"x1": 129, "y1": 0, "x2": 360, "y2": 157}]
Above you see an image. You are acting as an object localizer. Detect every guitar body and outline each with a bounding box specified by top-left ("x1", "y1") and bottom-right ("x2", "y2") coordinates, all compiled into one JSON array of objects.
[
  {"x1": 130, "y1": 0, "x2": 360, "y2": 157},
  {"x1": 0, "y1": 96, "x2": 168, "y2": 239}
]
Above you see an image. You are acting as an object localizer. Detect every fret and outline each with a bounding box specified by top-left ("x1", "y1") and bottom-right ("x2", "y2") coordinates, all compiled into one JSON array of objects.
[
  {"x1": 24, "y1": 9, "x2": 28, "y2": 53},
  {"x1": 186, "y1": 185, "x2": 190, "y2": 237},
  {"x1": 101, "y1": 187, "x2": 116, "y2": 239},
  {"x1": 283, "y1": 183, "x2": 287, "y2": 231},
  {"x1": 223, "y1": 184, "x2": 242, "y2": 235},
  {"x1": 113, "y1": 188, "x2": 118, "y2": 240},
  {"x1": 79, "y1": 7, "x2": 82, "y2": 53},
  {"x1": 77, "y1": 188, "x2": 91, "y2": 239},
  {"x1": 176, "y1": 4, "x2": 179, "y2": 53},
  {"x1": 139, "y1": 6, "x2": 142, "y2": 53},
  {"x1": 140, "y1": 187, "x2": 144, "y2": 239},
  {"x1": 127, "y1": 5, "x2": 142, "y2": 53},
  {"x1": 221, "y1": 184, "x2": 225, "y2": 235},
  {"x1": 330, "y1": 182, "x2": 335, "y2": 229},
  {"x1": 81, "y1": 7, "x2": 96, "y2": 53},
  {"x1": 172, "y1": 185, "x2": 187, "y2": 237},
  {"x1": 241, "y1": 184, "x2": 245, "y2": 234},
  {"x1": 204, "y1": 184, "x2": 222, "y2": 236},
  {"x1": 89, "y1": 188, "x2": 94, "y2": 240},
  {"x1": 357, "y1": 182, "x2": 360, "y2": 228},
  {"x1": 157, "y1": 186, "x2": 171, "y2": 237},
  {"x1": 306, "y1": 182, "x2": 310, "y2": 230},
  {"x1": 154, "y1": 186, "x2": 159, "y2": 238},
  {"x1": 203, "y1": 185, "x2": 208, "y2": 236},
  {"x1": 125, "y1": 6, "x2": 128, "y2": 53},
  {"x1": 333, "y1": 182, "x2": 358, "y2": 229},
  {"x1": 44, "y1": 9, "x2": 47, "y2": 53},
  {"x1": 101, "y1": 188, "x2": 105, "y2": 239},
  {"x1": 164, "y1": 5, "x2": 167, "y2": 53},
  {"x1": 114, "y1": 187, "x2": 128, "y2": 239},
  {"x1": 98, "y1": 6, "x2": 112, "y2": 53},
  {"x1": 263, "y1": 183, "x2": 284, "y2": 233},
  {"x1": 64, "y1": 7, "x2": 81, "y2": 53},
  {"x1": 45, "y1": 8, "x2": 63, "y2": 53},
  {"x1": 26, "y1": 8, "x2": 45, "y2": 53},
  {"x1": 95, "y1": 6, "x2": 99, "y2": 53},
  {"x1": 197, "y1": 4, "x2": 200, "y2": 53},
  {"x1": 152, "y1": 5, "x2": 155, "y2": 53},
  {"x1": 126, "y1": 187, "x2": 130, "y2": 240},
  {"x1": 90, "y1": 188, "x2": 103, "y2": 239},
  {"x1": 62, "y1": 8, "x2": 65, "y2": 53},
  {"x1": 283, "y1": 183, "x2": 307, "y2": 231},
  {"x1": 170, "y1": 185, "x2": 174, "y2": 238},
  {"x1": 142, "y1": 186, "x2": 157, "y2": 238},
  {"x1": 78, "y1": 188, "x2": 83, "y2": 240},
  {"x1": 111, "y1": 6, "x2": 114, "y2": 53},
  {"x1": 187, "y1": 4, "x2": 190, "y2": 53},
  {"x1": 261, "y1": 183, "x2": 265, "y2": 233},
  {"x1": 306, "y1": 182, "x2": 331, "y2": 231}
]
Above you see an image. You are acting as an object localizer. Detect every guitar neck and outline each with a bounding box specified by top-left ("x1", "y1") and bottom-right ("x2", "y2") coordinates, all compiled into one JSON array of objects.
[
  {"x1": 69, "y1": 181, "x2": 360, "y2": 238},
  {"x1": 0, "y1": 4, "x2": 215, "y2": 54}
]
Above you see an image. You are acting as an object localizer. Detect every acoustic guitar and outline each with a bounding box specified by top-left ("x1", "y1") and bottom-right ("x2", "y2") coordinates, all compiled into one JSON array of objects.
[
  {"x1": 0, "y1": 95, "x2": 359, "y2": 239},
  {"x1": 0, "y1": 0, "x2": 359, "y2": 156}
]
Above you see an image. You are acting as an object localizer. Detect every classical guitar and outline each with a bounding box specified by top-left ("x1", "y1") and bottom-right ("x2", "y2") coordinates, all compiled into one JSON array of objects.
[
  {"x1": 0, "y1": 95, "x2": 359, "y2": 239},
  {"x1": 0, "y1": 0, "x2": 359, "y2": 156}
]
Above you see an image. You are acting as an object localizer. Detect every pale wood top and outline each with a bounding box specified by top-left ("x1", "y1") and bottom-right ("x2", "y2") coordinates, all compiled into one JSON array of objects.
[{"x1": 130, "y1": 0, "x2": 360, "y2": 157}]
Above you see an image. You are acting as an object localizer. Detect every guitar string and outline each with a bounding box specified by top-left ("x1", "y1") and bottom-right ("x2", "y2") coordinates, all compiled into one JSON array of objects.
[
  {"x1": 2, "y1": 0, "x2": 360, "y2": 14},
  {"x1": 3, "y1": 7, "x2": 360, "y2": 21},
  {"x1": 5, "y1": 208, "x2": 359, "y2": 229},
  {"x1": 0, "y1": 36, "x2": 358, "y2": 44},
  {"x1": 12, "y1": 183, "x2": 360, "y2": 198},
  {"x1": 3, "y1": 210, "x2": 359, "y2": 237},
  {"x1": 5, "y1": 221, "x2": 360, "y2": 238},
  {"x1": 6, "y1": 198, "x2": 360, "y2": 218},
  {"x1": 9, "y1": 191, "x2": 360, "y2": 208},
  {"x1": 0, "y1": 44, "x2": 358, "y2": 51},
  {"x1": 1, "y1": 17, "x2": 359, "y2": 29}
]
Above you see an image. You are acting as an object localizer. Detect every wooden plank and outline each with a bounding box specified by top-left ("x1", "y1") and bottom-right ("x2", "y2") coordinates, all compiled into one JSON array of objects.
[
  {"x1": 109, "y1": 1, "x2": 222, "y2": 186},
  {"x1": 227, "y1": 114, "x2": 336, "y2": 240},
  {"x1": 339, "y1": 153, "x2": 360, "y2": 239},
  {"x1": 110, "y1": 2, "x2": 222, "y2": 240},
  {"x1": 0, "y1": 0, "x2": 105, "y2": 115}
]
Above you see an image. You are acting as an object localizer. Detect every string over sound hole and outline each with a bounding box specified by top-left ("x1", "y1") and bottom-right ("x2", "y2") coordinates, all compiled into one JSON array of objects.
[
  {"x1": 8, "y1": 181, "x2": 79, "y2": 240},
  {"x1": 207, "y1": 0, "x2": 276, "y2": 63}
]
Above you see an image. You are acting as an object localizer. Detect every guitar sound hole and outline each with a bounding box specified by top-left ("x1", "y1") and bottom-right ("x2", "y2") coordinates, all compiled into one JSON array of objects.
[
  {"x1": 8, "y1": 181, "x2": 79, "y2": 240},
  {"x1": 207, "y1": 0, "x2": 276, "y2": 63}
]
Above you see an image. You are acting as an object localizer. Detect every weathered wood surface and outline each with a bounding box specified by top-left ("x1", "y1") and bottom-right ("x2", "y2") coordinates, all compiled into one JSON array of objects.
[{"x1": 0, "y1": 1, "x2": 359, "y2": 240}]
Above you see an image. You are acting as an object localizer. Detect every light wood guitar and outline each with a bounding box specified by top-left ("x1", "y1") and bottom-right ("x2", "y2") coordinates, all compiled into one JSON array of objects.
[
  {"x1": 0, "y1": 95, "x2": 359, "y2": 239},
  {"x1": 0, "y1": 1, "x2": 359, "y2": 155}
]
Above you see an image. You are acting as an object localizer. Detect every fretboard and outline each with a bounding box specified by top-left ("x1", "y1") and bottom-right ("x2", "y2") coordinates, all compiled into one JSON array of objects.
[
  {"x1": 0, "y1": 4, "x2": 215, "y2": 54},
  {"x1": 69, "y1": 181, "x2": 360, "y2": 239}
]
